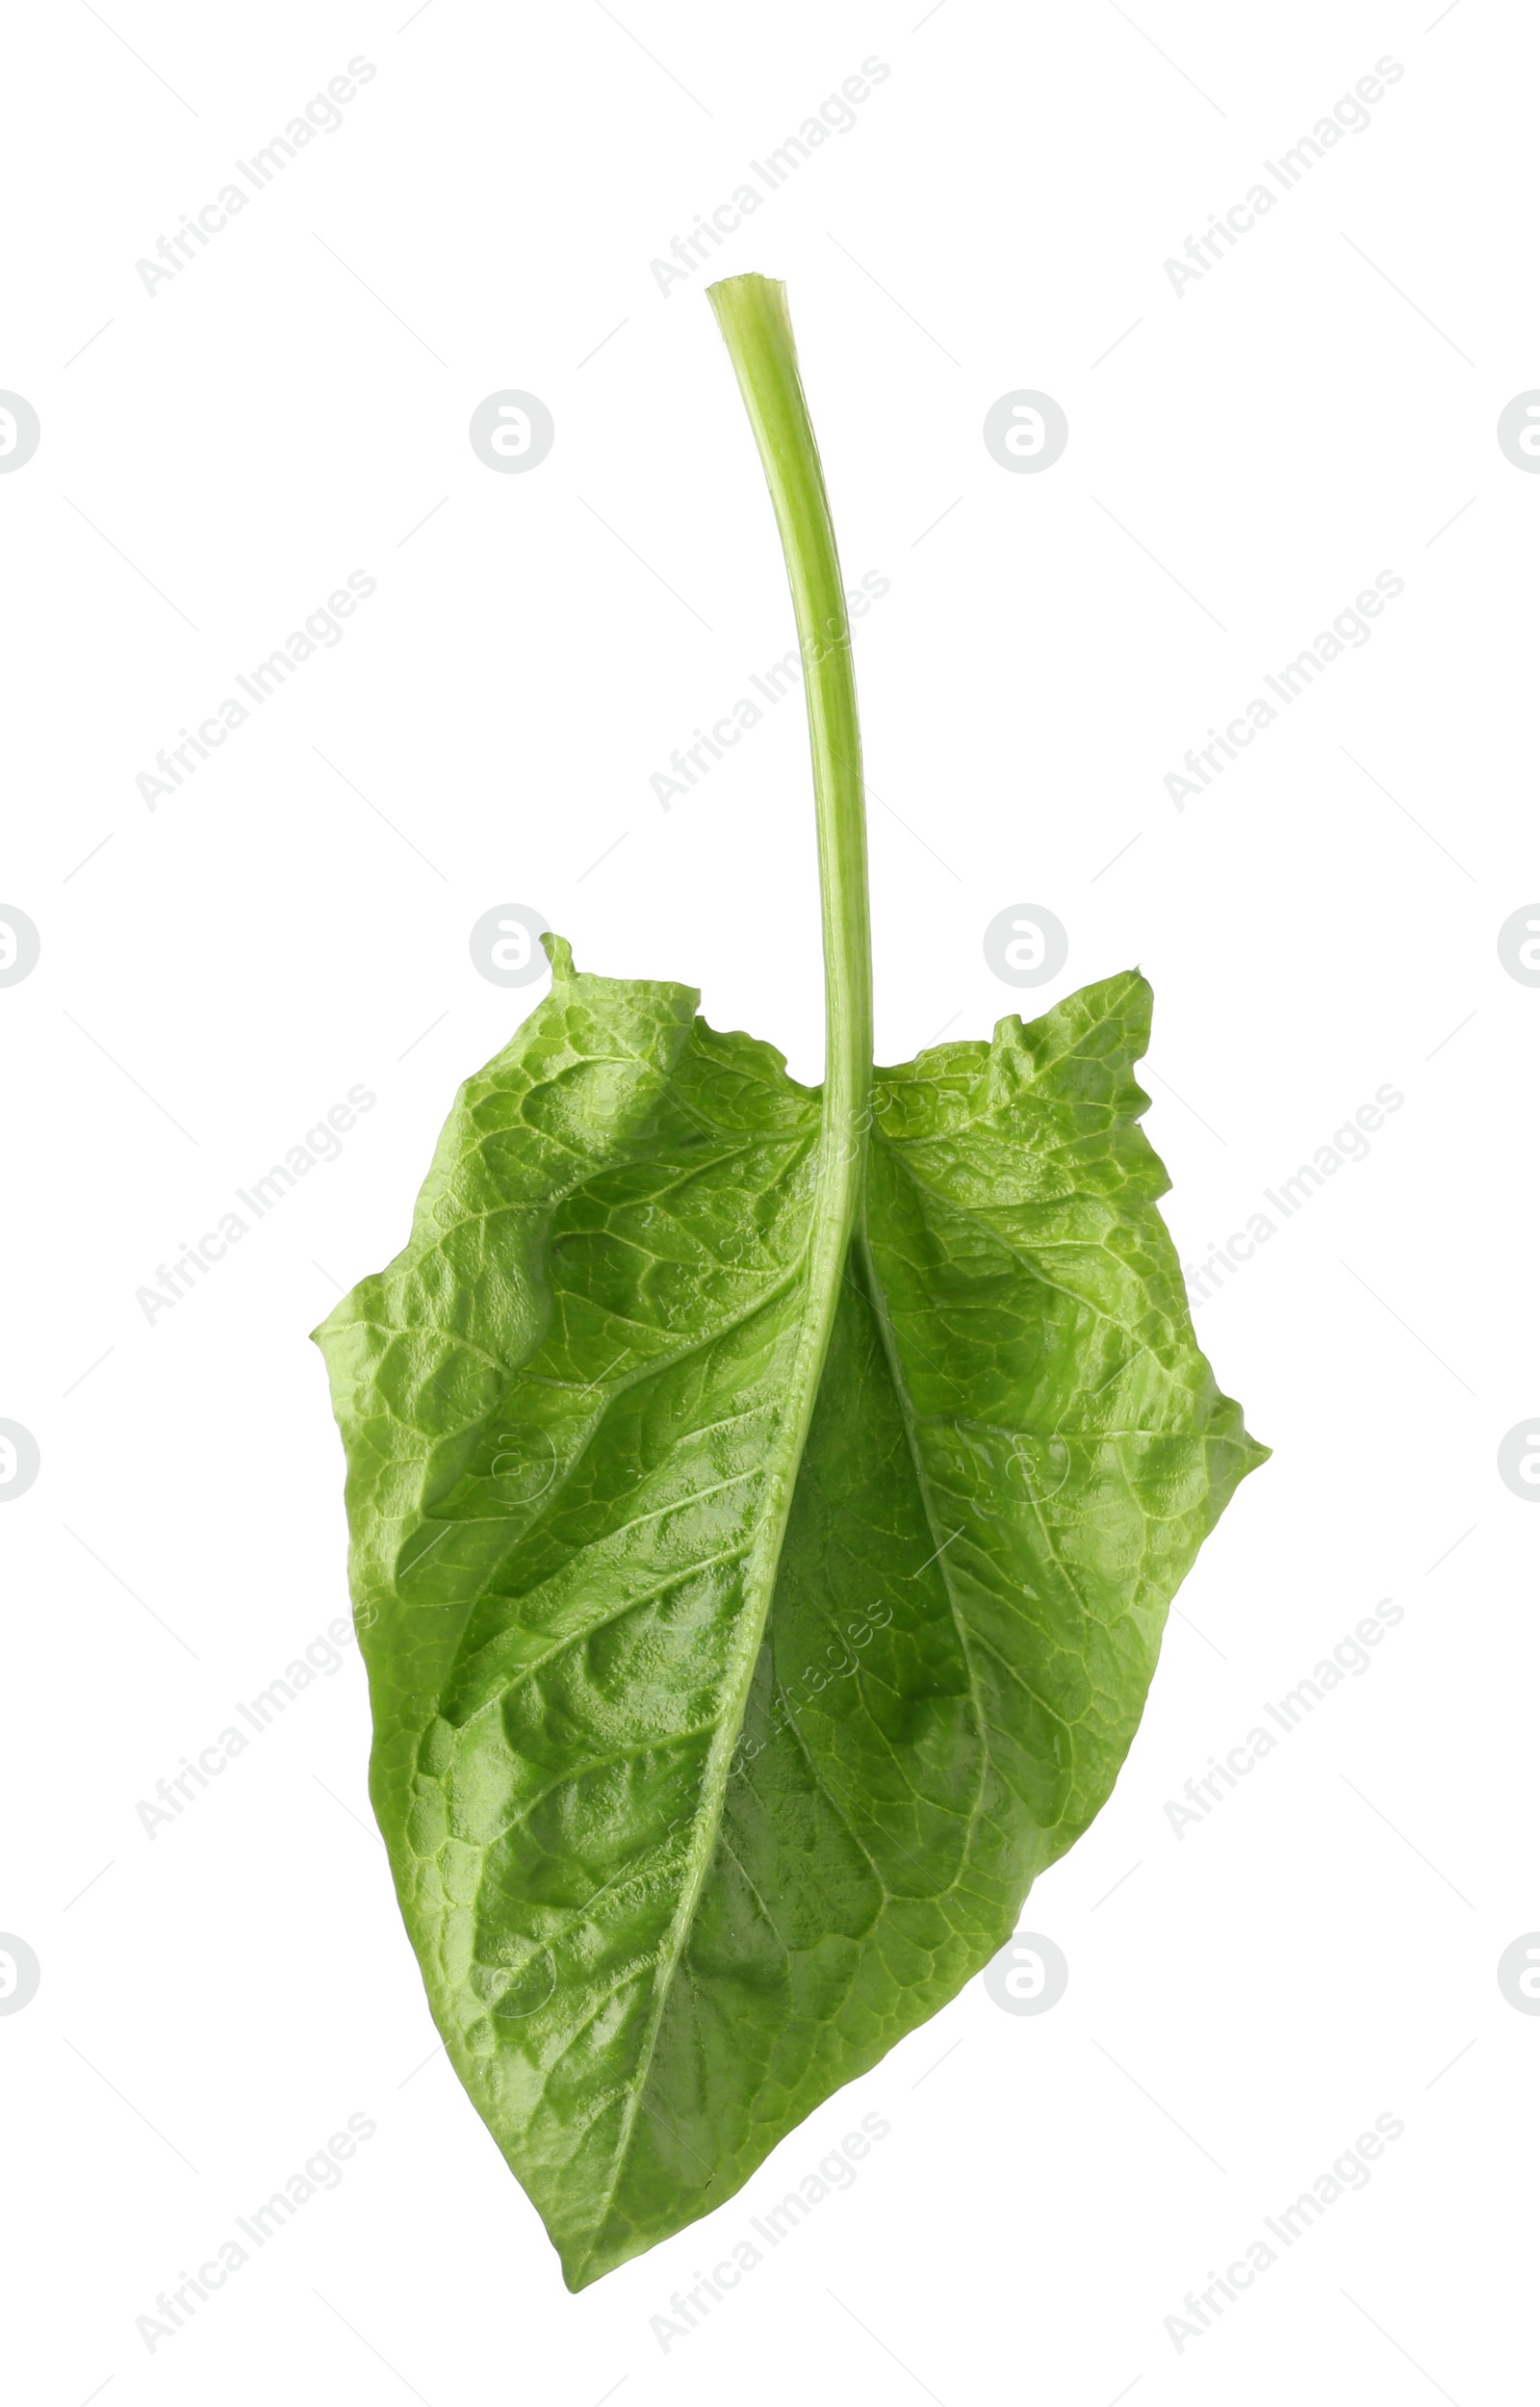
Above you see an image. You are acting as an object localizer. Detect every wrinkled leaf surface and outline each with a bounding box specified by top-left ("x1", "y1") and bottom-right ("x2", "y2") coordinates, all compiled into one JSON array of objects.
[{"x1": 314, "y1": 938, "x2": 1264, "y2": 2286}]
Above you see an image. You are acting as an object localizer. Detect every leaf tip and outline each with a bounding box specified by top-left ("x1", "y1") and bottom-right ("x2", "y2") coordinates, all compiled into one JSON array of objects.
[{"x1": 541, "y1": 930, "x2": 576, "y2": 981}]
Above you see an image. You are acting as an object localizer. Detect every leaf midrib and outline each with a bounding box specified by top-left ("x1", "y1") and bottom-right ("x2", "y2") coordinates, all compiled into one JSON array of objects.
[{"x1": 572, "y1": 1103, "x2": 864, "y2": 2277}]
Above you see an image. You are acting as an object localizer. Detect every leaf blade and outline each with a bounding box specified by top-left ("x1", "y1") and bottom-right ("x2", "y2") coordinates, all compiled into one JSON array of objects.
[{"x1": 314, "y1": 952, "x2": 1266, "y2": 2286}]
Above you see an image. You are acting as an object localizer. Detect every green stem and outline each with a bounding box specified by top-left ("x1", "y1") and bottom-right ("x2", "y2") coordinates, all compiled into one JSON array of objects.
[{"x1": 707, "y1": 273, "x2": 873, "y2": 1187}]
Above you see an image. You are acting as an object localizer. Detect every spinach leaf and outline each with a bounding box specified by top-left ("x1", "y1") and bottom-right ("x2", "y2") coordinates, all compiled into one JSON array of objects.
[{"x1": 314, "y1": 273, "x2": 1266, "y2": 2290}]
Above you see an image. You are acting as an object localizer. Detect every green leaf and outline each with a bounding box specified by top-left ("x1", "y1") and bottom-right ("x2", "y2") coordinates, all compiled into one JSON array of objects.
[
  {"x1": 313, "y1": 271, "x2": 1266, "y2": 2286},
  {"x1": 313, "y1": 940, "x2": 1265, "y2": 2286}
]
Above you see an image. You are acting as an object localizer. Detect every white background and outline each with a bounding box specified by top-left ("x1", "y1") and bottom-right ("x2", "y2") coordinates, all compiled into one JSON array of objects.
[{"x1": 3, "y1": 1, "x2": 1535, "y2": 2400}]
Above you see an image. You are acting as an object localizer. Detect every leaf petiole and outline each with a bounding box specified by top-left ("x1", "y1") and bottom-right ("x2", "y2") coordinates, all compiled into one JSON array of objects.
[{"x1": 706, "y1": 272, "x2": 874, "y2": 1184}]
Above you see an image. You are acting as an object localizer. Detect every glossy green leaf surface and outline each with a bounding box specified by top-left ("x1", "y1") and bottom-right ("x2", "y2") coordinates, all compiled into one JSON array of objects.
[{"x1": 313, "y1": 937, "x2": 1265, "y2": 2286}]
